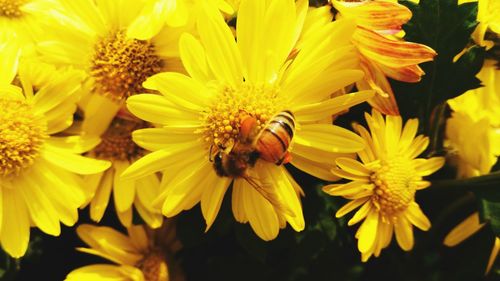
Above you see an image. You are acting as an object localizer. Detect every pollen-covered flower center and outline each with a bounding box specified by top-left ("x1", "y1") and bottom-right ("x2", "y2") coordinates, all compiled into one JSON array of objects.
[
  {"x1": 370, "y1": 156, "x2": 418, "y2": 214},
  {"x1": 91, "y1": 30, "x2": 163, "y2": 102},
  {"x1": 0, "y1": 98, "x2": 47, "y2": 177},
  {"x1": 0, "y1": 0, "x2": 25, "y2": 18},
  {"x1": 93, "y1": 117, "x2": 147, "y2": 161},
  {"x1": 136, "y1": 251, "x2": 169, "y2": 281},
  {"x1": 202, "y1": 83, "x2": 280, "y2": 149}
]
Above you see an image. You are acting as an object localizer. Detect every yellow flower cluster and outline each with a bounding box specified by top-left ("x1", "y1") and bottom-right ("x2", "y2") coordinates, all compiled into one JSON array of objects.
[{"x1": 0, "y1": 0, "x2": 497, "y2": 279}]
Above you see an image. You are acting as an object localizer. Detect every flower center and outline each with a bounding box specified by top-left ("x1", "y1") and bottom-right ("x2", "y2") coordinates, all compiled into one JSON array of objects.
[
  {"x1": 370, "y1": 156, "x2": 418, "y2": 215},
  {"x1": 90, "y1": 30, "x2": 163, "y2": 102},
  {"x1": 0, "y1": 98, "x2": 47, "y2": 177},
  {"x1": 92, "y1": 117, "x2": 147, "y2": 161},
  {"x1": 136, "y1": 251, "x2": 169, "y2": 281},
  {"x1": 0, "y1": 0, "x2": 25, "y2": 18},
  {"x1": 202, "y1": 82, "x2": 281, "y2": 150}
]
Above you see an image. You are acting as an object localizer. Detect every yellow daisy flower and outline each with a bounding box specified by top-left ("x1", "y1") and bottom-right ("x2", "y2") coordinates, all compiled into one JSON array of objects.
[
  {"x1": 83, "y1": 116, "x2": 164, "y2": 228},
  {"x1": 65, "y1": 221, "x2": 183, "y2": 281},
  {"x1": 36, "y1": 0, "x2": 196, "y2": 228},
  {"x1": 122, "y1": 0, "x2": 374, "y2": 241},
  {"x1": 444, "y1": 212, "x2": 500, "y2": 275},
  {"x1": 444, "y1": 59, "x2": 499, "y2": 275},
  {"x1": 323, "y1": 110, "x2": 445, "y2": 261},
  {"x1": 446, "y1": 60, "x2": 500, "y2": 178},
  {"x1": 332, "y1": 0, "x2": 437, "y2": 115},
  {"x1": 0, "y1": 46, "x2": 110, "y2": 258}
]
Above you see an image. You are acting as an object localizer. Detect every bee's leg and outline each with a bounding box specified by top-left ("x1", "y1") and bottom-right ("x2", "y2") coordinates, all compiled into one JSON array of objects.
[{"x1": 239, "y1": 115, "x2": 258, "y2": 143}]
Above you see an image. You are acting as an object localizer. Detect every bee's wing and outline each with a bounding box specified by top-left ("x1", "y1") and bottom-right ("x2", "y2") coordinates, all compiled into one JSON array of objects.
[{"x1": 244, "y1": 176, "x2": 295, "y2": 218}]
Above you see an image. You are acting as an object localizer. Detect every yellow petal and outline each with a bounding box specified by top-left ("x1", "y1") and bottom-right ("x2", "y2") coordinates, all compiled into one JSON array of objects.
[
  {"x1": 405, "y1": 202, "x2": 431, "y2": 231},
  {"x1": 113, "y1": 161, "x2": 136, "y2": 212},
  {"x1": 413, "y1": 157, "x2": 445, "y2": 176},
  {"x1": 160, "y1": 160, "x2": 211, "y2": 217},
  {"x1": 444, "y1": 212, "x2": 485, "y2": 247},
  {"x1": 358, "y1": 210, "x2": 379, "y2": 253},
  {"x1": 65, "y1": 264, "x2": 131, "y2": 281},
  {"x1": 179, "y1": 33, "x2": 212, "y2": 82},
  {"x1": 132, "y1": 126, "x2": 200, "y2": 151},
  {"x1": 290, "y1": 153, "x2": 340, "y2": 181},
  {"x1": 121, "y1": 141, "x2": 199, "y2": 180},
  {"x1": 293, "y1": 90, "x2": 374, "y2": 123},
  {"x1": 81, "y1": 94, "x2": 121, "y2": 136},
  {"x1": 46, "y1": 135, "x2": 101, "y2": 154},
  {"x1": 90, "y1": 171, "x2": 113, "y2": 222},
  {"x1": 20, "y1": 174, "x2": 61, "y2": 236},
  {"x1": 333, "y1": 0, "x2": 411, "y2": 31},
  {"x1": 294, "y1": 124, "x2": 365, "y2": 154},
  {"x1": 394, "y1": 215, "x2": 414, "y2": 251},
  {"x1": 1, "y1": 188, "x2": 30, "y2": 258},
  {"x1": 0, "y1": 41, "x2": 20, "y2": 85},
  {"x1": 42, "y1": 144, "x2": 111, "y2": 175},
  {"x1": 198, "y1": 2, "x2": 243, "y2": 86},
  {"x1": 336, "y1": 157, "x2": 372, "y2": 176},
  {"x1": 232, "y1": 179, "x2": 248, "y2": 223},
  {"x1": 142, "y1": 72, "x2": 209, "y2": 110},
  {"x1": 353, "y1": 27, "x2": 436, "y2": 69},
  {"x1": 201, "y1": 174, "x2": 232, "y2": 231},
  {"x1": 242, "y1": 180, "x2": 280, "y2": 241},
  {"x1": 126, "y1": 94, "x2": 202, "y2": 126},
  {"x1": 336, "y1": 197, "x2": 368, "y2": 217},
  {"x1": 348, "y1": 201, "x2": 372, "y2": 226}
]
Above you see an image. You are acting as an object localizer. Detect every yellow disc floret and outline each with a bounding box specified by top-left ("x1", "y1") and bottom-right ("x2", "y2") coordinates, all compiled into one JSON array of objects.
[
  {"x1": 202, "y1": 82, "x2": 281, "y2": 150},
  {"x1": 370, "y1": 156, "x2": 418, "y2": 217},
  {"x1": 0, "y1": 97, "x2": 47, "y2": 177},
  {"x1": 91, "y1": 31, "x2": 163, "y2": 102},
  {"x1": 136, "y1": 250, "x2": 169, "y2": 281},
  {"x1": 0, "y1": 0, "x2": 25, "y2": 18},
  {"x1": 92, "y1": 117, "x2": 147, "y2": 161}
]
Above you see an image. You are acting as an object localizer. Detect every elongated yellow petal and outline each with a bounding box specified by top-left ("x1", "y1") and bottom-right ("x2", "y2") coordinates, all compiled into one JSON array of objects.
[
  {"x1": 198, "y1": 2, "x2": 243, "y2": 86},
  {"x1": 42, "y1": 144, "x2": 111, "y2": 175},
  {"x1": 333, "y1": 0, "x2": 411, "y2": 31},
  {"x1": 354, "y1": 27, "x2": 436, "y2": 69},
  {"x1": 1, "y1": 187, "x2": 30, "y2": 258},
  {"x1": 20, "y1": 175, "x2": 61, "y2": 236},
  {"x1": 113, "y1": 161, "x2": 136, "y2": 212},
  {"x1": 358, "y1": 210, "x2": 379, "y2": 253},
  {"x1": 394, "y1": 215, "x2": 414, "y2": 251},
  {"x1": 90, "y1": 171, "x2": 113, "y2": 222},
  {"x1": 201, "y1": 174, "x2": 231, "y2": 231},
  {"x1": 405, "y1": 202, "x2": 431, "y2": 231},
  {"x1": 444, "y1": 213, "x2": 485, "y2": 247},
  {"x1": 242, "y1": 180, "x2": 280, "y2": 241}
]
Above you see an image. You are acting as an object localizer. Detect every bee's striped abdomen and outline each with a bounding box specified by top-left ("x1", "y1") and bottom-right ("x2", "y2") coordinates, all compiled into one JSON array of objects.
[{"x1": 256, "y1": 111, "x2": 295, "y2": 165}]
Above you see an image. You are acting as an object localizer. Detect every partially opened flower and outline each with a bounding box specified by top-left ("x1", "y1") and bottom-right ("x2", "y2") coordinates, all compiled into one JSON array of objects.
[
  {"x1": 65, "y1": 221, "x2": 183, "y2": 281},
  {"x1": 123, "y1": 0, "x2": 374, "y2": 240},
  {"x1": 444, "y1": 212, "x2": 500, "y2": 275},
  {"x1": 459, "y1": 0, "x2": 500, "y2": 49},
  {"x1": 446, "y1": 60, "x2": 500, "y2": 178},
  {"x1": 36, "y1": 0, "x2": 195, "y2": 228},
  {"x1": 324, "y1": 110, "x2": 445, "y2": 261},
  {"x1": 0, "y1": 45, "x2": 110, "y2": 258},
  {"x1": 332, "y1": 0, "x2": 437, "y2": 115}
]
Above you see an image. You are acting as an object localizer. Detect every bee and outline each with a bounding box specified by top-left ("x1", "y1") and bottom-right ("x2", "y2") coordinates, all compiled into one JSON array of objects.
[{"x1": 211, "y1": 111, "x2": 296, "y2": 216}]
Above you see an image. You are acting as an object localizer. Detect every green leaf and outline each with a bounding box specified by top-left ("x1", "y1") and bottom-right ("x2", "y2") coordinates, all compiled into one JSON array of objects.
[
  {"x1": 395, "y1": 0, "x2": 484, "y2": 132},
  {"x1": 478, "y1": 199, "x2": 500, "y2": 236}
]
